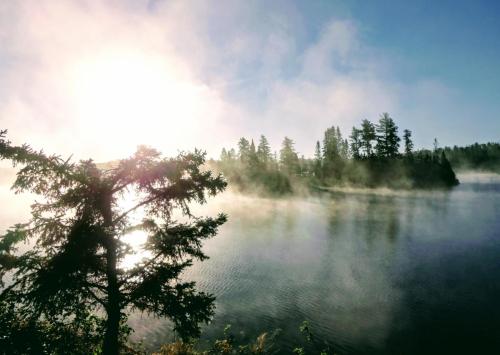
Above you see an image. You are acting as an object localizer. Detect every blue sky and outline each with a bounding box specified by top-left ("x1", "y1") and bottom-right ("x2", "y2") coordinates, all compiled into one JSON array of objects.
[{"x1": 0, "y1": 0, "x2": 498, "y2": 159}]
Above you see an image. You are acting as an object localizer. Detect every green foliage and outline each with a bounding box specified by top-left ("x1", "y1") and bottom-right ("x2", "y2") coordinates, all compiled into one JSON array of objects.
[
  {"x1": 403, "y1": 129, "x2": 413, "y2": 155},
  {"x1": 349, "y1": 127, "x2": 361, "y2": 160},
  {"x1": 360, "y1": 119, "x2": 376, "y2": 157},
  {"x1": 153, "y1": 321, "x2": 338, "y2": 355},
  {"x1": 217, "y1": 113, "x2": 461, "y2": 193},
  {"x1": 256, "y1": 135, "x2": 272, "y2": 165},
  {"x1": 153, "y1": 325, "x2": 281, "y2": 355},
  {"x1": 0, "y1": 302, "x2": 105, "y2": 355},
  {"x1": 0, "y1": 130, "x2": 227, "y2": 354},
  {"x1": 440, "y1": 142, "x2": 500, "y2": 172},
  {"x1": 375, "y1": 113, "x2": 400, "y2": 158},
  {"x1": 322, "y1": 127, "x2": 347, "y2": 181},
  {"x1": 217, "y1": 135, "x2": 292, "y2": 195},
  {"x1": 279, "y1": 137, "x2": 300, "y2": 175}
]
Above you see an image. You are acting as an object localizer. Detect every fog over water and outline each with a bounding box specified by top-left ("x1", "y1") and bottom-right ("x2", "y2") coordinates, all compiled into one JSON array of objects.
[{"x1": 1, "y1": 173, "x2": 499, "y2": 353}]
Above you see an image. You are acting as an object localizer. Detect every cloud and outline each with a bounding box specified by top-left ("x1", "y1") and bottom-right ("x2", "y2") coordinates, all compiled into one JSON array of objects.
[{"x1": 0, "y1": 0, "x2": 473, "y2": 161}]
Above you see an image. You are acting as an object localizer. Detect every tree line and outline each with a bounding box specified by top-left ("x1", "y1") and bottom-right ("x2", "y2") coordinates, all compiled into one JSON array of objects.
[
  {"x1": 217, "y1": 113, "x2": 459, "y2": 192},
  {"x1": 439, "y1": 142, "x2": 500, "y2": 172}
]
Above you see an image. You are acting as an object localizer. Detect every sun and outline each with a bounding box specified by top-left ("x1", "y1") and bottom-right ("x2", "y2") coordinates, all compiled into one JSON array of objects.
[{"x1": 68, "y1": 50, "x2": 205, "y2": 158}]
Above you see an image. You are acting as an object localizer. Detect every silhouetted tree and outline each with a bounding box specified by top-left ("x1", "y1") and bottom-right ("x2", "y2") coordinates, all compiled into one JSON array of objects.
[
  {"x1": 349, "y1": 127, "x2": 362, "y2": 159},
  {"x1": 441, "y1": 142, "x2": 500, "y2": 172},
  {"x1": 439, "y1": 151, "x2": 459, "y2": 185},
  {"x1": 375, "y1": 113, "x2": 400, "y2": 158},
  {"x1": 0, "y1": 130, "x2": 227, "y2": 355},
  {"x1": 433, "y1": 138, "x2": 439, "y2": 152},
  {"x1": 360, "y1": 119, "x2": 376, "y2": 157},
  {"x1": 403, "y1": 129, "x2": 413, "y2": 155}
]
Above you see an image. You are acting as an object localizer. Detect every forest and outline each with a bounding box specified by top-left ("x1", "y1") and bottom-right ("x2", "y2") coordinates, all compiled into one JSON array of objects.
[
  {"x1": 439, "y1": 142, "x2": 500, "y2": 172},
  {"x1": 216, "y1": 113, "x2": 460, "y2": 194}
]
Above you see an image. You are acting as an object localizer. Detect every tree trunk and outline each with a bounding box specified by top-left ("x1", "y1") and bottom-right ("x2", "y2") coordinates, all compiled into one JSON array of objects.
[
  {"x1": 102, "y1": 193, "x2": 121, "y2": 355},
  {"x1": 103, "y1": 236, "x2": 121, "y2": 355}
]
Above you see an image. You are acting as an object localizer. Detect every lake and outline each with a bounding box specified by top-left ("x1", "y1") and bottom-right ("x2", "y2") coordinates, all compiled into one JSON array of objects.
[{"x1": 2, "y1": 173, "x2": 500, "y2": 354}]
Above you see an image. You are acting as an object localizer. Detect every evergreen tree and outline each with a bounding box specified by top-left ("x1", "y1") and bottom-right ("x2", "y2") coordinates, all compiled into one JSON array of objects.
[
  {"x1": 228, "y1": 148, "x2": 236, "y2": 161},
  {"x1": 248, "y1": 139, "x2": 259, "y2": 171},
  {"x1": 360, "y1": 119, "x2": 376, "y2": 157},
  {"x1": 322, "y1": 127, "x2": 341, "y2": 161},
  {"x1": 349, "y1": 127, "x2": 361, "y2": 159},
  {"x1": 440, "y1": 151, "x2": 458, "y2": 185},
  {"x1": 279, "y1": 137, "x2": 299, "y2": 174},
  {"x1": 403, "y1": 129, "x2": 413, "y2": 155},
  {"x1": 433, "y1": 138, "x2": 439, "y2": 152},
  {"x1": 0, "y1": 131, "x2": 227, "y2": 354},
  {"x1": 257, "y1": 135, "x2": 272, "y2": 165},
  {"x1": 237, "y1": 137, "x2": 250, "y2": 163},
  {"x1": 322, "y1": 126, "x2": 345, "y2": 178},
  {"x1": 375, "y1": 113, "x2": 400, "y2": 157},
  {"x1": 250, "y1": 139, "x2": 256, "y2": 155},
  {"x1": 220, "y1": 148, "x2": 228, "y2": 161},
  {"x1": 314, "y1": 141, "x2": 322, "y2": 178},
  {"x1": 342, "y1": 139, "x2": 349, "y2": 160}
]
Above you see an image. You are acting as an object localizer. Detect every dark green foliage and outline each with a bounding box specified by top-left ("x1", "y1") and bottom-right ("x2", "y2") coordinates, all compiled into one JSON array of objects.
[
  {"x1": 153, "y1": 321, "x2": 335, "y2": 355},
  {"x1": 0, "y1": 130, "x2": 227, "y2": 354},
  {"x1": 360, "y1": 119, "x2": 376, "y2": 157},
  {"x1": 0, "y1": 302, "x2": 106, "y2": 355},
  {"x1": 322, "y1": 126, "x2": 346, "y2": 181},
  {"x1": 375, "y1": 113, "x2": 400, "y2": 158},
  {"x1": 440, "y1": 142, "x2": 500, "y2": 172},
  {"x1": 404, "y1": 150, "x2": 458, "y2": 187},
  {"x1": 349, "y1": 127, "x2": 361, "y2": 159},
  {"x1": 403, "y1": 129, "x2": 413, "y2": 155},
  {"x1": 218, "y1": 114, "x2": 460, "y2": 193}
]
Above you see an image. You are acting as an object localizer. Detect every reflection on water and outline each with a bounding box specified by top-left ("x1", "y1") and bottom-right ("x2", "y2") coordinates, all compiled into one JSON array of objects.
[
  {"x1": 128, "y1": 174, "x2": 500, "y2": 354},
  {"x1": 1, "y1": 174, "x2": 500, "y2": 353}
]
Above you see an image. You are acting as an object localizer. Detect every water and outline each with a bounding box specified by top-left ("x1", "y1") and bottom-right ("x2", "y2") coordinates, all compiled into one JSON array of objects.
[{"x1": 1, "y1": 173, "x2": 500, "y2": 353}]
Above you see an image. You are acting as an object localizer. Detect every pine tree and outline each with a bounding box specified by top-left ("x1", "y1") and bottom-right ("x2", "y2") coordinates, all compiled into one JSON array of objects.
[
  {"x1": 220, "y1": 148, "x2": 228, "y2": 161},
  {"x1": 360, "y1": 119, "x2": 376, "y2": 157},
  {"x1": 403, "y1": 129, "x2": 413, "y2": 155},
  {"x1": 248, "y1": 139, "x2": 259, "y2": 171},
  {"x1": 279, "y1": 137, "x2": 299, "y2": 175},
  {"x1": 322, "y1": 127, "x2": 341, "y2": 161},
  {"x1": 257, "y1": 135, "x2": 272, "y2": 165},
  {"x1": 0, "y1": 130, "x2": 227, "y2": 354},
  {"x1": 322, "y1": 126, "x2": 345, "y2": 178},
  {"x1": 433, "y1": 138, "x2": 439, "y2": 152},
  {"x1": 349, "y1": 127, "x2": 361, "y2": 159},
  {"x1": 314, "y1": 141, "x2": 322, "y2": 178},
  {"x1": 237, "y1": 137, "x2": 250, "y2": 163},
  {"x1": 375, "y1": 113, "x2": 400, "y2": 158}
]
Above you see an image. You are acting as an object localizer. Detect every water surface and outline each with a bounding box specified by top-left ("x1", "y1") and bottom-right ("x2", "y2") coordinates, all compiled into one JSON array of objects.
[
  {"x1": 1, "y1": 173, "x2": 499, "y2": 354},
  {"x1": 130, "y1": 173, "x2": 500, "y2": 354}
]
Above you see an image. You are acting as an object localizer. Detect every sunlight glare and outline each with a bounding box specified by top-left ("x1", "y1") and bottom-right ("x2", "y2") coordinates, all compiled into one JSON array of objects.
[{"x1": 69, "y1": 50, "x2": 205, "y2": 158}]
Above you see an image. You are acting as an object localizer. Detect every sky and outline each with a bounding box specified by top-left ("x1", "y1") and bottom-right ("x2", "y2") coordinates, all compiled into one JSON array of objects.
[{"x1": 0, "y1": 0, "x2": 499, "y2": 161}]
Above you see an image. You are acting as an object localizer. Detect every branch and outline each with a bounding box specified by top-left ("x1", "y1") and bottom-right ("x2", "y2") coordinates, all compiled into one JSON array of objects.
[
  {"x1": 84, "y1": 281, "x2": 107, "y2": 292},
  {"x1": 84, "y1": 285, "x2": 106, "y2": 308},
  {"x1": 112, "y1": 195, "x2": 159, "y2": 225}
]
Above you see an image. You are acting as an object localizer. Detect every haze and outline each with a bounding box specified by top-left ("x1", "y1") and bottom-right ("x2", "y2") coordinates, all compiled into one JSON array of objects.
[{"x1": 1, "y1": 0, "x2": 499, "y2": 162}]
